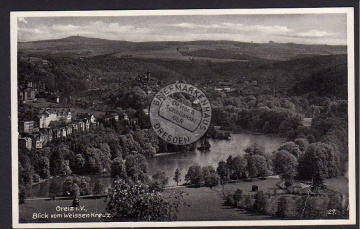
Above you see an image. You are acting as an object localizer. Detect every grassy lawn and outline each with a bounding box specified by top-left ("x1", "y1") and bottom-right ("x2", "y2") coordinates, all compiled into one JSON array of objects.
[
  {"x1": 20, "y1": 179, "x2": 275, "y2": 223},
  {"x1": 19, "y1": 177, "x2": 348, "y2": 223},
  {"x1": 165, "y1": 185, "x2": 273, "y2": 221},
  {"x1": 324, "y1": 176, "x2": 349, "y2": 196}
]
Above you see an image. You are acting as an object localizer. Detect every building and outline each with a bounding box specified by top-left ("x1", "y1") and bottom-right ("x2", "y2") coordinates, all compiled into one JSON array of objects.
[
  {"x1": 103, "y1": 112, "x2": 119, "y2": 122},
  {"x1": 19, "y1": 121, "x2": 35, "y2": 133},
  {"x1": 77, "y1": 113, "x2": 96, "y2": 124},
  {"x1": 71, "y1": 123, "x2": 79, "y2": 133},
  {"x1": 75, "y1": 120, "x2": 85, "y2": 132},
  {"x1": 66, "y1": 125, "x2": 73, "y2": 136},
  {"x1": 19, "y1": 88, "x2": 37, "y2": 102},
  {"x1": 39, "y1": 130, "x2": 49, "y2": 146},
  {"x1": 52, "y1": 127, "x2": 62, "y2": 140},
  {"x1": 60, "y1": 127, "x2": 67, "y2": 139},
  {"x1": 31, "y1": 133, "x2": 44, "y2": 149},
  {"x1": 47, "y1": 128, "x2": 53, "y2": 142},
  {"x1": 36, "y1": 109, "x2": 72, "y2": 128},
  {"x1": 19, "y1": 137, "x2": 32, "y2": 150}
]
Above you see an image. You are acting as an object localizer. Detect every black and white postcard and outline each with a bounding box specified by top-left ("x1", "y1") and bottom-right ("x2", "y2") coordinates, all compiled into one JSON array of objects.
[{"x1": 11, "y1": 8, "x2": 357, "y2": 228}]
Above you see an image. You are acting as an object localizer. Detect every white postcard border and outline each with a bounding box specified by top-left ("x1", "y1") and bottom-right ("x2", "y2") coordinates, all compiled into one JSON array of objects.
[{"x1": 11, "y1": 7, "x2": 356, "y2": 228}]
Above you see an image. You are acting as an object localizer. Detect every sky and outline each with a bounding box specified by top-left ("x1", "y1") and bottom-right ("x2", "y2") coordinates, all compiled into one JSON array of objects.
[{"x1": 17, "y1": 13, "x2": 347, "y2": 45}]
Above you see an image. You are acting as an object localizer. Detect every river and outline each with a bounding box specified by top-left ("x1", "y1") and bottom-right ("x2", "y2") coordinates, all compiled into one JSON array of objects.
[{"x1": 29, "y1": 133, "x2": 285, "y2": 197}]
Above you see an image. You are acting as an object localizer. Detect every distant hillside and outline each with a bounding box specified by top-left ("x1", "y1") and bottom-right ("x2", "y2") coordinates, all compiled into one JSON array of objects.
[
  {"x1": 19, "y1": 36, "x2": 347, "y2": 61},
  {"x1": 244, "y1": 54, "x2": 347, "y2": 99},
  {"x1": 18, "y1": 36, "x2": 348, "y2": 100}
]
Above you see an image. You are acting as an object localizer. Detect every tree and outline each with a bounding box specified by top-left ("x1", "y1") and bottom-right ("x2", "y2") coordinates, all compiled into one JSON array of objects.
[
  {"x1": 246, "y1": 155, "x2": 270, "y2": 178},
  {"x1": 230, "y1": 156, "x2": 246, "y2": 179},
  {"x1": 244, "y1": 195, "x2": 252, "y2": 210},
  {"x1": 294, "y1": 138, "x2": 309, "y2": 152},
  {"x1": 233, "y1": 189, "x2": 243, "y2": 204},
  {"x1": 62, "y1": 176, "x2": 74, "y2": 196},
  {"x1": 79, "y1": 176, "x2": 92, "y2": 196},
  {"x1": 216, "y1": 161, "x2": 230, "y2": 183},
  {"x1": 51, "y1": 144, "x2": 73, "y2": 175},
  {"x1": 50, "y1": 148, "x2": 64, "y2": 175},
  {"x1": 253, "y1": 191, "x2": 268, "y2": 214},
  {"x1": 93, "y1": 180, "x2": 105, "y2": 196},
  {"x1": 19, "y1": 155, "x2": 34, "y2": 187},
  {"x1": 105, "y1": 178, "x2": 186, "y2": 221},
  {"x1": 72, "y1": 183, "x2": 80, "y2": 198},
  {"x1": 272, "y1": 150, "x2": 297, "y2": 187},
  {"x1": 173, "y1": 168, "x2": 181, "y2": 186},
  {"x1": 202, "y1": 166, "x2": 219, "y2": 189},
  {"x1": 204, "y1": 173, "x2": 219, "y2": 189},
  {"x1": 19, "y1": 187, "x2": 27, "y2": 204},
  {"x1": 49, "y1": 179, "x2": 61, "y2": 200},
  {"x1": 61, "y1": 160, "x2": 72, "y2": 176},
  {"x1": 110, "y1": 157, "x2": 127, "y2": 178},
  {"x1": 185, "y1": 164, "x2": 203, "y2": 186},
  {"x1": 124, "y1": 152, "x2": 148, "y2": 183},
  {"x1": 217, "y1": 161, "x2": 230, "y2": 197},
  {"x1": 297, "y1": 143, "x2": 341, "y2": 185},
  {"x1": 34, "y1": 156, "x2": 50, "y2": 179},
  {"x1": 62, "y1": 175, "x2": 92, "y2": 197},
  {"x1": 278, "y1": 141, "x2": 302, "y2": 158},
  {"x1": 276, "y1": 196, "x2": 289, "y2": 218},
  {"x1": 72, "y1": 154, "x2": 86, "y2": 173},
  {"x1": 149, "y1": 170, "x2": 169, "y2": 192}
]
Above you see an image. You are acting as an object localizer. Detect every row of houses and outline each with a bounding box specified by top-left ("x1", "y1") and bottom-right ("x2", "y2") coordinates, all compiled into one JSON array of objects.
[
  {"x1": 37, "y1": 109, "x2": 72, "y2": 128},
  {"x1": 18, "y1": 110, "x2": 143, "y2": 151},
  {"x1": 19, "y1": 117, "x2": 99, "y2": 150}
]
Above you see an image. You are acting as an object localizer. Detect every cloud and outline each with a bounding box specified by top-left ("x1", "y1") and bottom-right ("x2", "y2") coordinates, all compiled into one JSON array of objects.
[
  {"x1": 18, "y1": 17, "x2": 28, "y2": 24},
  {"x1": 18, "y1": 20, "x2": 151, "y2": 41},
  {"x1": 170, "y1": 22, "x2": 293, "y2": 35},
  {"x1": 222, "y1": 23, "x2": 293, "y2": 35},
  {"x1": 17, "y1": 18, "x2": 345, "y2": 45},
  {"x1": 172, "y1": 23, "x2": 221, "y2": 29},
  {"x1": 295, "y1": 29, "x2": 337, "y2": 38}
]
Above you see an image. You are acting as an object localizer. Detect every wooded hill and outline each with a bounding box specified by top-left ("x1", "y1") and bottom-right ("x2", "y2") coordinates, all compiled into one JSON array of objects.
[{"x1": 18, "y1": 36, "x2": 348, "y2": 100}]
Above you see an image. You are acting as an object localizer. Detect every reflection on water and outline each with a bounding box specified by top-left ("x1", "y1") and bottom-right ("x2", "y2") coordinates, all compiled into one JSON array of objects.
[
  {"x1": 29, "y1": 134, "x2": 285, "y2": 197},
  {"x1": 147, "y1": 133, "x2": 285, "y2": 186}
]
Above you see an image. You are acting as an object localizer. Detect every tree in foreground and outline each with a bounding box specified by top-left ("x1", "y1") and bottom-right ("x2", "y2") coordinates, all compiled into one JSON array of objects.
[
  {"x1": 297, "y1": 143, "x2": 340, "y2": 189},
  {"x1": 185, "y1": 164, "x2": 203, "y2": 186},
  {"x1": 49, "y1": 179, "x2": 61, "y2": 200},
  {"x1": 105, "y1": 177, "x2": 186, "y2": 221},
  {"x1": 173, "y1": 168, "x2": 181, "y2": 186},
  {"x1": 272, "y1": 150, "x2": 297, "y2": 187},
  {"x1": 202, "y1": 166, "x2": 219, "y2": 189},
  {"x1": 217, "y1": 160, "x2": 230, "y2": 197},
  {"x1": 93, "y1": 180, "x2": 105, "y2": 196},
  {"x1": 149, "y1": 170, "x2": 169, "y2": 192}
]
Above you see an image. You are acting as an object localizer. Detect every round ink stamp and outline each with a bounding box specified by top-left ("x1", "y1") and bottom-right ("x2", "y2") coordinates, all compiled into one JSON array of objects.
[{"x1": 149, "y1": 83, "x2": 212, "y2": 145}]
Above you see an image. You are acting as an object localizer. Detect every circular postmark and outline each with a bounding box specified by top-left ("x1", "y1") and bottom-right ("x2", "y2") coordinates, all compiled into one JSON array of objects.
[{"x1": 149, "y1": 83, "x2": 212, "y2": 145}]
